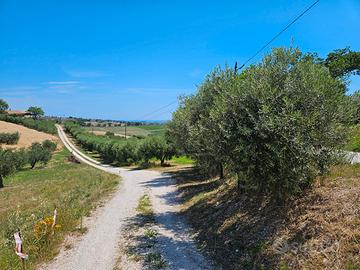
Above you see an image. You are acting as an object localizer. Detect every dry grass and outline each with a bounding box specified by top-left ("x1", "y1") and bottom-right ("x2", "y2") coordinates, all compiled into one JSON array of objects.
[
  {"x1": 172, "y1": 165, "x2": 360, "y2": 270},
  {"x1": 0, "y1": 120, "x2": 60, "y2": 150}
]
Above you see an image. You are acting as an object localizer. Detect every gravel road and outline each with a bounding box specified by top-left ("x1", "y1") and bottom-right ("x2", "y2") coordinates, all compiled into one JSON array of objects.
[{"x1": 39, "y1": 125, "x2": 212, "y2": 270}]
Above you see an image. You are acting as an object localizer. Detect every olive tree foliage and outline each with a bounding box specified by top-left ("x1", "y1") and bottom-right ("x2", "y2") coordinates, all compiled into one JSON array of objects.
[
  {"x1": 0, "y1": 149, "x2": 16, "y2": 188},
  {"x1": 168, "y1": 68, "x2": 236, "y2": 177},
  {"x1": 323, "y1": 47, "x2": 360, "y2": 78},
  {"x1": 28, "y1": 142, "x2": 52, "y2": 169},
  {"x1": 64, "y1": 121, "x2": 176, "y2": 166},
  {"x1": 0, "y1": 148, "x2": 28, "y2": 188},
  {"x1": 150, "y1": 137, "x2": 177, "y2": 166},
  {"x1": 0, "y1": 141, "x2": 56, "y2": 188},
  {"x1": 349, "y1": 91, "x2": 360, "y2": 124},
  {"x1": 27, "y1": 106, "x2": 44, "y2": 118},
  {"x1": 0, "y1": 132, "x2": 20, "y2": 144},
  {"x1": 137, "y1": 136, "x2": 176, "y2": 165},
  {"x1": 42, "y1": 139, "x2": 57, "y2": 152},
  {"x1": 169, "y1": 47, "x2": 347, "y2": 200},
  {"x1": 0, "y1": 99, "x2": 9, "y2": 113}
]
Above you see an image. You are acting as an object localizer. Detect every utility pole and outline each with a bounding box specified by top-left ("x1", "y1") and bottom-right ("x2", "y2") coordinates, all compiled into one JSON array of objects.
[{"x1": 125, "y1": 122, "x2": 127, "y2": 139}]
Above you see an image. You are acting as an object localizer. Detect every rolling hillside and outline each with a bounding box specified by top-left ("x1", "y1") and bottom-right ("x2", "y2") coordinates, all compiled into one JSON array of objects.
[{"x1": 0, "y1": 120, "x2": 60, "y2": 149}]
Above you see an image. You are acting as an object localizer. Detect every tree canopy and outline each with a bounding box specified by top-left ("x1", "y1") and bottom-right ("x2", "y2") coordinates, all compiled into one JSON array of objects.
[
  {"x1": 28, "y1": 106, "x2": 45, "y2": 117},
  {"x1": 323, "y1": 47, "x2": 360, "y2": 78},
  {"x1": 0, "y1": 99, "x2": 9, "y2": 113},
  {"x1": 169, "y1": 47, "x2": 347, "y2": 200}
]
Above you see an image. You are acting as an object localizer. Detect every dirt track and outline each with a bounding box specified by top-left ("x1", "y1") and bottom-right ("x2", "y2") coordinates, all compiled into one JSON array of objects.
[{"x1": 39, "y1": 125, "x2": 213, "y2": 270}]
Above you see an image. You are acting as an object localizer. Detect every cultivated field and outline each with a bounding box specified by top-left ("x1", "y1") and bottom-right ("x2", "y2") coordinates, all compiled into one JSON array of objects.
[
  {"x1": 85, "y1": 125, "x2": 166, "y2": 137},
  {"x1": 0, "y1": 120, "x2": 59, "y2": 149}
]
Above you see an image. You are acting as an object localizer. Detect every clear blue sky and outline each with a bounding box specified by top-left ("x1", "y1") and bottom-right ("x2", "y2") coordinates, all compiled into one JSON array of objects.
[{"x1": 0, "y1": 0, "x2": 359, "y2": 120}]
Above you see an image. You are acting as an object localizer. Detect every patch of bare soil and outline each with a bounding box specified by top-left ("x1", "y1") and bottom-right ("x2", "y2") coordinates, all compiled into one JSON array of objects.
[
  {"x1": 0, "y1": 120, "x2": 60, "y2": 149},
  {"x1": 173, "y1": 165, "x2": 360, "y2": 270}
]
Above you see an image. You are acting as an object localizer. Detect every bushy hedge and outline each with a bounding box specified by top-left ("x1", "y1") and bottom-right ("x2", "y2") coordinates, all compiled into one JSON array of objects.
[
  {"x1": 0, "y1": 115, "x2": 56, "y2": 134},
  {"x1": 0, "y1": 132, "x2": 19, "y2": 144},
  {"x1": 64, "y1": 121, "x2": 176, "y2": 165}
]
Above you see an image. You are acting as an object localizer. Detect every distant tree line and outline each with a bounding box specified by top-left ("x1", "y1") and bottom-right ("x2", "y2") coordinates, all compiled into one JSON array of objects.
[
  {"x1": 0, "y1": 115, "x2": 56, "y2": 134},
  {"x1": 0, "y1": 140, "x2": 57, "y2": 188},
  {"x1": 168, "y1": 46, "x2": 358, "y2": 201},
  {"x1": 64, "y1": 121, "x2": 176, "y2": 166}
]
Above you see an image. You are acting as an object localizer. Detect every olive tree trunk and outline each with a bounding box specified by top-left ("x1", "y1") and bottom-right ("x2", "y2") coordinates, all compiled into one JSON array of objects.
[{"x1": 0, "y1": 175, "x2": 4, "y2": 188}]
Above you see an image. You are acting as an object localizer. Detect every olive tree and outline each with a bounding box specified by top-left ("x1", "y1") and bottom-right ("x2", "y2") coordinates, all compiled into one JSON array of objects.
[
  {"x1": 210, "y1": 47, "x2": 346, "y2": 199},
  {"x1": 27, "y1": 142, "x2": 52, "y2": 169},
  {"x1": 0, "y1": 99, "x2": 9, "y2": 113},
  {"x1": 169, "y1": 47, "x2": 347, "y2": 200},
  {"x1": 42, "y1": 139, "x2": 57, "y2": 152},
  {"x1": 28, "y1": 106, "x2": 44, "y2": 118},
  {"x1": 0, "y1": 149, "x2": 17, "y2": 188},
  {"x1": 152, "y1": 137, "x2": 177, "y2": 166},
  {"x1": 168, "y1": 68, "x2": 235, "y2": 177},
  {"x1": 350, "y1": 91, "x2": 360, "y2": 124}
]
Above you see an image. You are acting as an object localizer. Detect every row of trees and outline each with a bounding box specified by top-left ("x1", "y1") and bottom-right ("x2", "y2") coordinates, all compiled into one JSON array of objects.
[
  {"x1": 0, "y1": 140, "x2": 57, "y2": 188},
  {"x1": 0, "y1": 132, "x2": 20, "y2": 145},
  {"x1": 0, "y1": 115, "x2": 56, "y2": 134},
  {"x1": 168, "y1": 47, "x2": 356, "y2": 200},
  {"x1": 65, "y1": 122, "x2": 176, "y2": 165}
]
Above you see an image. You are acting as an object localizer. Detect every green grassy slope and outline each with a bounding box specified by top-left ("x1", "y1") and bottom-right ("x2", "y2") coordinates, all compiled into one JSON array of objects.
[{"x1": 0, "y1": 148, "x2": 119, "y2": 270}]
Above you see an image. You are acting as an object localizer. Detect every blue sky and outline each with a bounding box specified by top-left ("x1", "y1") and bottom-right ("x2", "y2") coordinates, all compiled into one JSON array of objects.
[{"x1": 0, "y1": 0, "x2": 359, "y2": 120}]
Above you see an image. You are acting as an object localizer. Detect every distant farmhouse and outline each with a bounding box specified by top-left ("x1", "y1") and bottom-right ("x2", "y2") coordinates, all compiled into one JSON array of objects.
[{"x1": 5, "y1": 110, "x2": 34, "y2": 117}]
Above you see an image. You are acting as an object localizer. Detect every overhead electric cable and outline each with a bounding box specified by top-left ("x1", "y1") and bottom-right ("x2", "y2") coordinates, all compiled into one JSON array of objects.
[
  {"x1": 139, "y1": 100, "x2": 178, "y2": 120},
  {"x1": 236, "y1": 0, "x2": 320, "y2": 71}
]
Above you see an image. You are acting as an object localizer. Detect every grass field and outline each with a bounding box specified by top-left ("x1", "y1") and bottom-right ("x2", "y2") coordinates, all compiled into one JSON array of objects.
[
  {"x1": 0, "y1": 148, "x2": 119, "y2": 270},
  {"x1": 84, "y1": 125, "x2": 166, "y2": 138}
]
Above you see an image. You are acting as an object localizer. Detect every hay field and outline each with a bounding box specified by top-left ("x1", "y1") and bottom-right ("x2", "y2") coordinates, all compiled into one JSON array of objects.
[{"x1": 0, "y1": 120, "x2": 60, "y2": 149}]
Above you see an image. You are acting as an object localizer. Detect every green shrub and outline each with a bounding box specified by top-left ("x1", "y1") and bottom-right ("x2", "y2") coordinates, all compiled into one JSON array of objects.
[
  {"x1": 0, "y1": 148, "x2": 18, "y2": 188},
  {"x1": 13, "y1": 148, "x2": 29, "y2": 169},
  {"x1": 42, "y1": 139, "x2": 57, "y2": 152},
  {"x1": 105, "y1": 131, "x2": 115, "y2": 137},
  {"x1": 0, "y1": 132, "x2": 20, "y2": 144}
]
